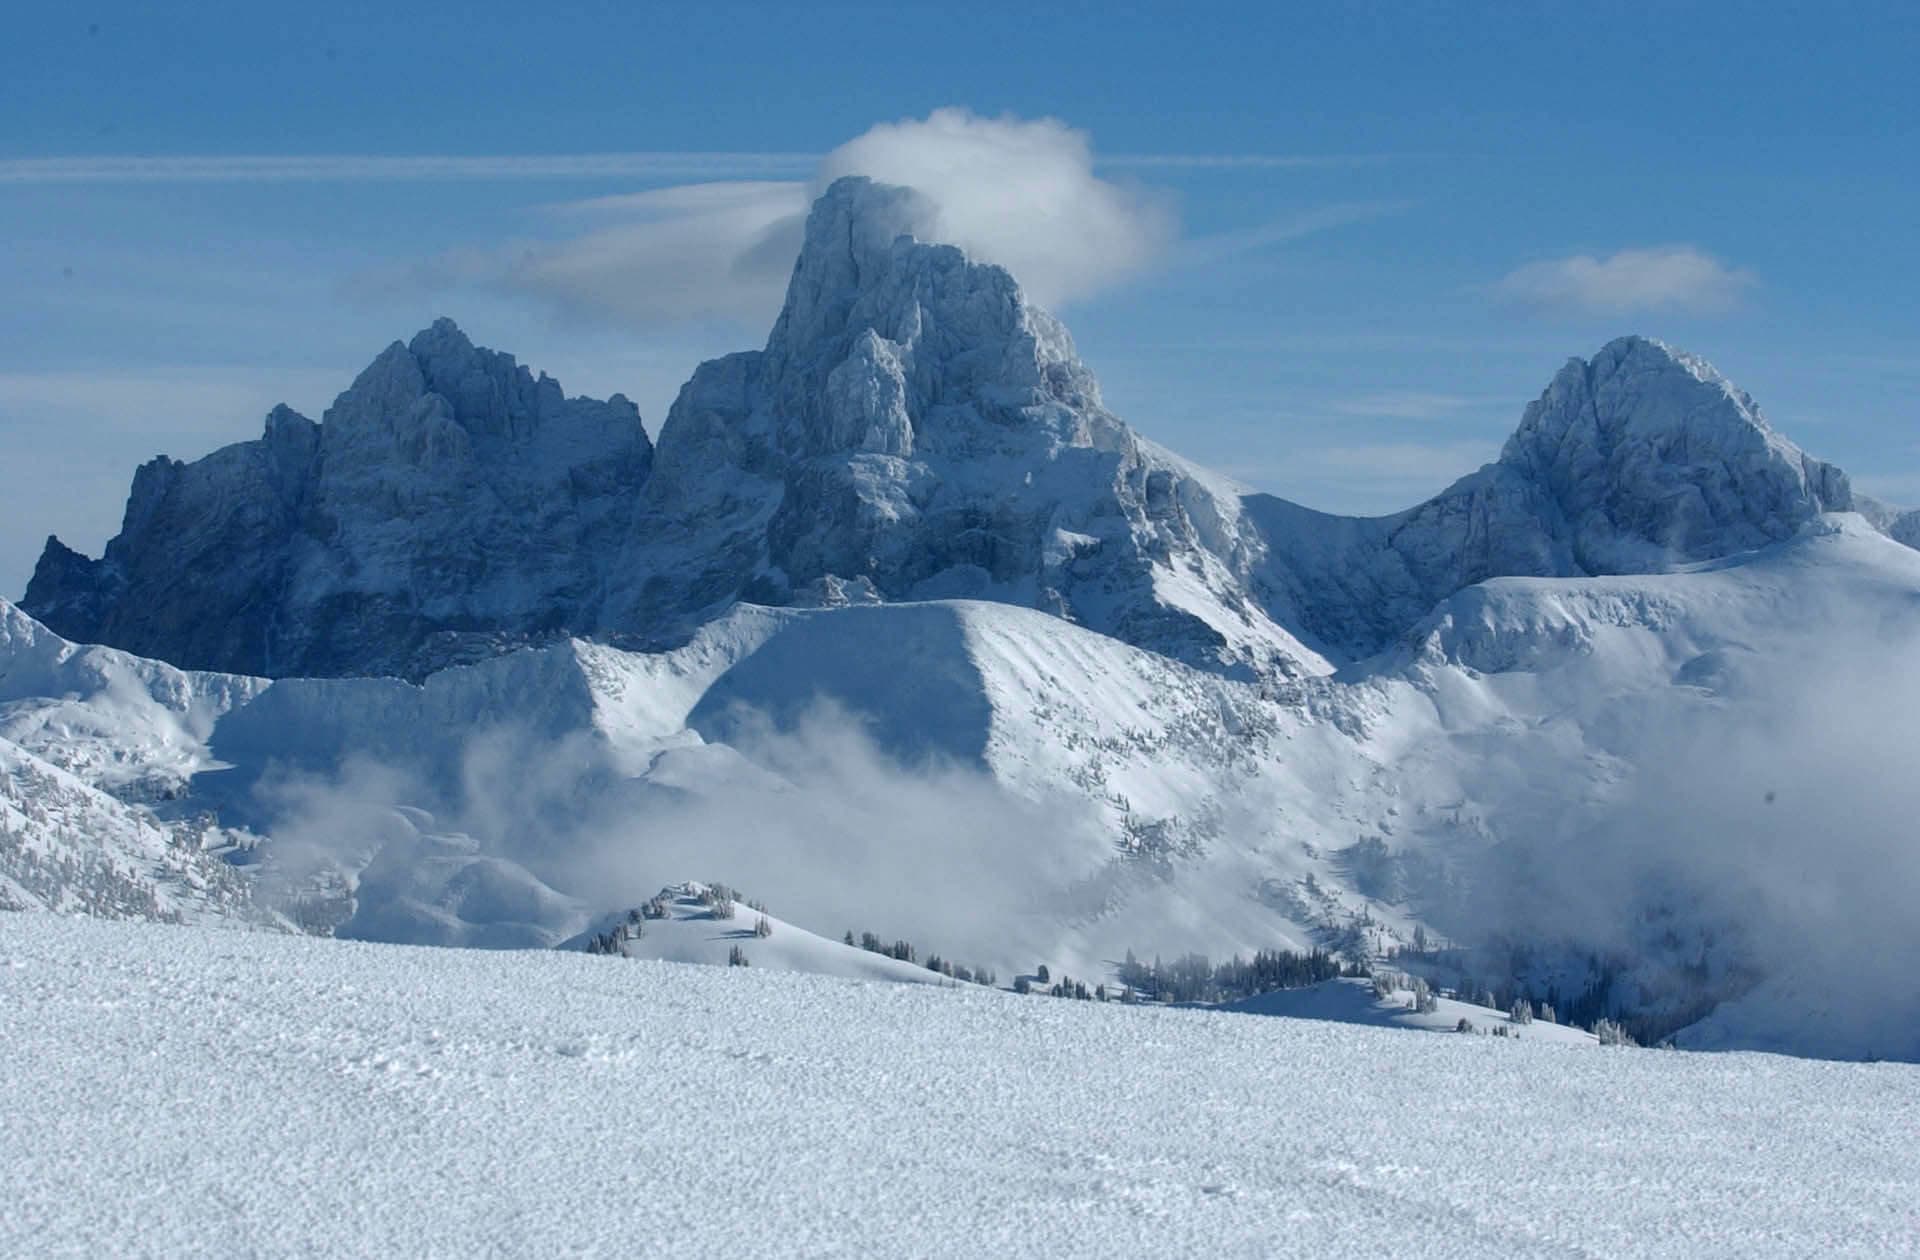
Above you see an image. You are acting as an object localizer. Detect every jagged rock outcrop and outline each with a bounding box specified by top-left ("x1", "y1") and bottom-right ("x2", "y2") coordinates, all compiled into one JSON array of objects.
[
  {"x1": 1246, "y1": 336, "x2": 1863, "y2": 662},
  {"x1": 22, "y1": 320, "x2": 651, "y2": 678},
  {"x1": 609, "y1": 175, "x2": 1316, "y2": 677}
]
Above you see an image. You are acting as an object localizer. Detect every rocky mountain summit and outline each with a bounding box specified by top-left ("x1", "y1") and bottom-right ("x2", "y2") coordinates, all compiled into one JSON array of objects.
[
  {"x1": 1249, "y1": 335, "x2": 1866, "y2": 661},
  {"x1": 24, "y1": 320, "x2": 650, "y2": 678},
  {"x1": 18, "y1": 176, "x2": 1904, "y2": 680},
  {"x1": 608, "y1": 176, "x2": 1307, "y2": 676}
]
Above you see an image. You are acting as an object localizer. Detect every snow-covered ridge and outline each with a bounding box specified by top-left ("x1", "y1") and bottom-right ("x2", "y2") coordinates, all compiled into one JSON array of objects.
[{"x1": 570, "y1": 881, "x2": 969, "y2": 987}]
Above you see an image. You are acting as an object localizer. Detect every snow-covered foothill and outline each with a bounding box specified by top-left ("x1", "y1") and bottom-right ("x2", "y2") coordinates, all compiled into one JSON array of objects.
[
  {"x1": 4, "y1": 516, "x2": 1920, "y2": 1059},
  {"x1": 570, "y1": 882, "x2": 962, "y2": 987}
]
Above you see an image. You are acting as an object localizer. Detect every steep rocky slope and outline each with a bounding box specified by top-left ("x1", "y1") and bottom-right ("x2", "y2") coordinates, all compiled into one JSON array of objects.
[{"x1": 23, "y1": 321, "x2": 651, "y2": 679}]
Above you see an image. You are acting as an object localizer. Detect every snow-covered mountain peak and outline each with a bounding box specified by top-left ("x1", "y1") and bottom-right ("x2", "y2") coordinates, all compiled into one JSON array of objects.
[
  {"x1": 21, "y1": 321, "x2": 654, "y2": 679},
  {"x1": 752, "y1": 175, "x2": 1107, "y2": 462},
  {"x1": 622, "y1": 176, "x2": 1306, "y2": 675},
  {"x1": 323, "y1": 316, "x2": 643, "y2": 454},
  {"x1": 1498, "y1": 335, "x2": 1853, "y2": 572}
]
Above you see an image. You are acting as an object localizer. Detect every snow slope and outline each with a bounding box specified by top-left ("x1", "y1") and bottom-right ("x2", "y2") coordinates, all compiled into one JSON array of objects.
[
  {"x1": 1226, "y1": 976, "x2": 1598, "y2": 1045},
  {"x1": 3, "y1": 516, "x2": 1919, "y2": 1057},
  {"x1": 2, "y1": 914, "x2": 1916, "y2": 1259},
  {"x1": 569, "y1": 882, "x2": 959, "y2": 986},
  {"x1": 0, "y1": 737, "x2": 265, "y2": 924}
]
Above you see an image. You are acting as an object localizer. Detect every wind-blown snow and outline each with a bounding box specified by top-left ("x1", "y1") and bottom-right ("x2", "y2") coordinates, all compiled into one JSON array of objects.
[{"x1": 3, "y1": 914, "x2": 1916, "y2": 1259}]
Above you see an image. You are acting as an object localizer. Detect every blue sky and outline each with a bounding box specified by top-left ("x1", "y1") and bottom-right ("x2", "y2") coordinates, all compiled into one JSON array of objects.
[{"x1": 2, "y1": 2, "x2": 1915, "y2": 597}]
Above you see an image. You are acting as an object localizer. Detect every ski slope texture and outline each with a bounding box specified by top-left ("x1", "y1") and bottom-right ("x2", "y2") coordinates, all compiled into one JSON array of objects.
[{"x1": 2, "y1": 915, "x2": 1915, "y2": 1259}]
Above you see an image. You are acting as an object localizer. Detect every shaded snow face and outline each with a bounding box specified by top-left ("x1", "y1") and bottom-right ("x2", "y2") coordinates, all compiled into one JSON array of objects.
[{"x1": 253, "y1": 700, "x2": 1106, "y2": 968}]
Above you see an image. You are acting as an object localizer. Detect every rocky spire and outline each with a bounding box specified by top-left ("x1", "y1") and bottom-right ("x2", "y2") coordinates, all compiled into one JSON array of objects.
[{"x1": 1499, "y1": 336, "x2": 1854, "y2": 572}]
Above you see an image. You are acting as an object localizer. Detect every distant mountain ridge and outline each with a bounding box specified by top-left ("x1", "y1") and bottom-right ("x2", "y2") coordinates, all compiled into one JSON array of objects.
[{"x1": 20, "y1": 176, "x2": 1911, "y2": 685}]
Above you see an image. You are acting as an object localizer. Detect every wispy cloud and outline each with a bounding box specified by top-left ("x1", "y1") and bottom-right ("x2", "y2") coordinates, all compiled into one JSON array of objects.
[
  {"x1": 0, "y1": 153, "x2": 820, "y2": 184},
  {"x1": 1494, "y1": 245, "x2": 1756, "y2": 316},
  {"x1": 0, "y1": 150, "x2": 1383, "y2": 185},
  {"x1": 394, "y1": 108, "x2": 1186, "y2": 328},
  {"x1": 1178, "y1": 201, "x2": 1413, "y2": 267},
  {"x1": 382, "y1": 180, "x2": 810, "y2": 329},
  {"x1": 1102, "y1": 152, "x2": 1405, "y2": 170}
]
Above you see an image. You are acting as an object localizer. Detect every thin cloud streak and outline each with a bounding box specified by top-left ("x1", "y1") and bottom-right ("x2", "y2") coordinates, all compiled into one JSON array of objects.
[
  {"x1": 1176, "y1": 200, "x2": 1416, "y2": 267},
  {"x1": 0, "y1": 153, "x2": 821, "y2": 183},
  {"x1": 1102, "y1": 152, "x2": 1409, "y2": 169},
  {"x1": 0, "y1": 151, "x2": 1394, "y2": 184}
]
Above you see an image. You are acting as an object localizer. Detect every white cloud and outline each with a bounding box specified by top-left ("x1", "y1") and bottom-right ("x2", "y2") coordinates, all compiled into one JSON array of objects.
[
  {"x1": 404, "y1": 181, "x2": 811, "y2": 329},
  {"x1": 1494, "y1": 246, "x2": 1756, "y2": 316},
  {"x1": 406, "y1": 109, "x2": 1179, "y2": 330},
  {"x1": 814, "y1": 108, "x2": 1176, "y2": 308}
]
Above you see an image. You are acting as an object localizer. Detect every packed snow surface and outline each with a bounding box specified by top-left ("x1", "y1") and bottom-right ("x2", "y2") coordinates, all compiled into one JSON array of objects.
[{"x1": 3, "y1": 915, "x2": 1916, "y2": 1259}]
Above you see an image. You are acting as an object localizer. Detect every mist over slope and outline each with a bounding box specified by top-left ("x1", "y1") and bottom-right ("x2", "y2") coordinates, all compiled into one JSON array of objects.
[{"x1": 6, "y1": 176, "x2": 1919, "y2": 1060}]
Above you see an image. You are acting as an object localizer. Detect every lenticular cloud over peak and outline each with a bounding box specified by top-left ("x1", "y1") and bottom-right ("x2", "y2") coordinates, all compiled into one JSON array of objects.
[
  {"x1": 410, "y1": 108, "x2": 1178, "y2": 331},
  {"x1": 819, "y1": 108, "x2": 1176, "y2": 308}
]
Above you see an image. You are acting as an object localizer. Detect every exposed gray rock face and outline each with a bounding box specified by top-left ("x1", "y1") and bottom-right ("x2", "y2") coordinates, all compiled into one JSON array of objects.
[
  {"x1": 1501, "y1": 337, "x2": 1854, "y2": 571},
  {"x1": 22, "y1": 320, "x2": 650, "y2": 678},
  {"x1": 612, "y1": 176, "x2": 1311, "y2": 677},
  {"x1": 1247, "y1": 336, "x2": 1862, "y2": 662},
  {"x1": 1890, "y1": 511, "x2": 1920, "y2": 549}
]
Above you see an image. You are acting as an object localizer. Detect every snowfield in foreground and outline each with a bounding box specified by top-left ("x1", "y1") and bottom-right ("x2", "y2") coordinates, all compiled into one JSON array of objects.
[{"x1": 3, "y1": 916, "x2": 1916, "y2": 1258}]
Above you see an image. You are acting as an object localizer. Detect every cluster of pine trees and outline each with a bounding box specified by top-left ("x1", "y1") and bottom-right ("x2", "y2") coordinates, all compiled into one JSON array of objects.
[
  {"x1": 842, "y1": 929, "x2": 997, "y2": 987},
  {"x1": 585, "y1": 907, "x2": 650, "y2": 956},
  {"x1": 1112, "y1": 947, "x2": 1344, "y2": 1004}
]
